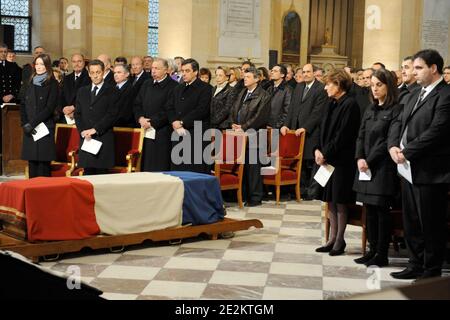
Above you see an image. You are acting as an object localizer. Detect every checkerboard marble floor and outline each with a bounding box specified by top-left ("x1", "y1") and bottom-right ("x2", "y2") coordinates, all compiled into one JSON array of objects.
[{"x1": 36, "y1": 200, "x2": 449, "y2": 300}]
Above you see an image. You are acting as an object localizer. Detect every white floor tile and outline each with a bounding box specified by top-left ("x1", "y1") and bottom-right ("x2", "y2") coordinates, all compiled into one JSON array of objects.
[
  {"x1": 270, "y1": 262, "x2": 323, "y2": 277},
  {"x1": 98, "y1": 265, "x2": 160, "y2": 280},
  {"x1": 142, "y1": 281, "x2": 207, "y2": 298},
  {"x1": 101, "y1": 292, "x2": 138, "y2": 300},
  {"x1": 279, "y1": 228, "x2": 321, "y2": 237},
  {"x1": 124, "y1": 246, "x2": 179, "y2": 257},
  {"x1": 210, "y1": 271, "x2": 268, "y2": 287},
  {"x1": 223, "y1": 250, "x2": 274, "y2": 262},
  {"x1": 164, "y1": 257, "x2": 220, "y2": 270},
  {"x1": 181, "y1": 240, "x2": 232, "y2": 250},
  {"x1": 323, "y1": 277, "x2": 375, "y2": 293},
  {"x1": 247, "y1": 207, "x2": 285, "y2": 215},
  {"x1": 263, "y1": 287, "x2": 323, "y2": 300}
]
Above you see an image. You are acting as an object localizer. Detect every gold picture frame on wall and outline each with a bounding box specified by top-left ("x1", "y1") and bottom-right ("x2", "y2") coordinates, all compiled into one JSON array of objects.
[{"x1": 281, "y1": 10, "x2": 301, "y2": 65}]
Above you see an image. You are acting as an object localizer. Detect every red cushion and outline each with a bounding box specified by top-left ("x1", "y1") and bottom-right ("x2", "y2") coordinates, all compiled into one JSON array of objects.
[
  {"x1": 110, "y1": 168, "x2": 129, "y2": 174},
  {"x1": 278, "y1": 133, "x2": 302, "y2": 158},
  {"x1": 220, "y1": 173, "x2": 239, "y2": 187},
  {"x1": 55, "y1": 126, "x2": 80, "y2": 163},
  {"x1": 265, "y1": 169, "x2": 297, "y2": 181},
  {"x1": 51, "y1": 164, "x2": 69, "y2": 177},
  {"x1": 114, "y1": 130, "x2": 141, "y2": 167},
  {"x1": 217, "y1": 133, "x2": 245, "y2": 163}
]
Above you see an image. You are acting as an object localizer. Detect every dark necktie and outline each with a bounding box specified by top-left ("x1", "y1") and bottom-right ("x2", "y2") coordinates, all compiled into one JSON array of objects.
[
  {"x1": 91, "y1": 86, "x2": 98, "y2": 101},
  {"x1": 302, "y1": 85, "x2": 310, "y2": 102},
  {"x1": 244, "y1": 91, "x2": 252, "y2": 102},
  {"x1": 75, "y1": 75, "x2": 78, "y2": 82},
  {"x1": 401, "y1": 88, "x2": 426, "y2": 146}
]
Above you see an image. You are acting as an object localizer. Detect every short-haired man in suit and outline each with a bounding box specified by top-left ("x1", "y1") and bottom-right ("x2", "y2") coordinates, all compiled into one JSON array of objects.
[
  {"x1": 398, "y1": 56, "x2": 420, "y2": 106},
  {"x1": 130, "y1": 56, "x2": 151, "y2": 94},
  {"x1": 281, "y1": 63, "x2": 328, "y2": 200},
  {"x1": 443, "y1": 66, "x2": 450, "y2": 84},
  {"x1": 167, "y1": 58, "x2": 212, "y2": 173},
  {"x1": 389, "y1": 49, "x2": 450, "y2": 281},
  {"x1": 60, "y1": 53, "x2": 91, "y2": 123},
  {"x1": 112, "y1": 64, "x2": 135, "y2": 128},
  {"x1": 75, "y1": 60, "x2": 118, "y2": 175},
  {"x1": 97, "y1": 54, "x2": 115, "y2": 87},
  {"x1": 230, "y1": 66, "x2": 271, "y2": 207}
]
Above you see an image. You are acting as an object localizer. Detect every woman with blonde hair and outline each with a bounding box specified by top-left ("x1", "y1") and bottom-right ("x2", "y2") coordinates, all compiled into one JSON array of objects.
[{"x1": 228, "y1": 67, "x2": 241, "y2": 87}]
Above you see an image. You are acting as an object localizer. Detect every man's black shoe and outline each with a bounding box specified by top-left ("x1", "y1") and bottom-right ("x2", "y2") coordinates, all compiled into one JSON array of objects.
[
  {"x1": 390, "y1": 267, "x2": 423, "y2": 280},
  {"x1": 245, "y1": 201, "x2": 262, "y2": 207},
  {"x1": 413, "y1": 271, "x2": 442, "y2": 283}
]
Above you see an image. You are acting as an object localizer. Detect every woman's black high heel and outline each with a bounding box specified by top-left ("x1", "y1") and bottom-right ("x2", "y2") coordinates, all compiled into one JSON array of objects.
[
  {"x1": 329, "y1": 240, "x2": 346, "y2": 256},
  {"x1": 315, "y1": 242, "x2": 335, "y2": 253}
]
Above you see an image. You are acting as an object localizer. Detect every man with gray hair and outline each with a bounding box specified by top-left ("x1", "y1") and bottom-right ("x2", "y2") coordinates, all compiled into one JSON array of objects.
[
  {"x1": 97, "y1": 54, "x2": 115, "y2": 86},
  {"x1": 130, "y1": 56, "x2": 151, "y2": 94},
  {"x1": 134, "y1": 58, "x2": 178, "y2": 172}
]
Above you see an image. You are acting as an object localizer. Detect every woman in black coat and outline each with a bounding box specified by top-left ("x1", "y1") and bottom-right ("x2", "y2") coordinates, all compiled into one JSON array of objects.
[
  {"x1": 21, "y1": 54, "x2": 59, "y2": 178},
  {"x1": 314, "y1": 69, "x2": 360, "y2": 256},
  {"x1": 210, "y1": 66, "x2": 232, "y2": 130},
  {"x1": 353, "y1": 68, "x2": 401, "y2": 267}
]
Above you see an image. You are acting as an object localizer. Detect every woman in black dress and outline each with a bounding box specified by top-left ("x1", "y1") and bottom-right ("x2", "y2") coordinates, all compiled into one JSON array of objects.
[
  {"x1": 314, "y1": 69, "x2": 360, "y2": 256},
  {"x1": 353, "y1": 68, "x2": 401, "y2": 267},
  {"x1": 210, "y1": 66, "x2": 232, "y2": 130},
  {"x1": 21, "y1": 54, "x2": 59, "y2": 178}
]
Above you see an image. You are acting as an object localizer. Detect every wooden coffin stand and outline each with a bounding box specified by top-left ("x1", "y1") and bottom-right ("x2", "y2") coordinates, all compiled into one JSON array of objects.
[{"x1": 0, "y1": 218, "x2": 263, "y2": 262}]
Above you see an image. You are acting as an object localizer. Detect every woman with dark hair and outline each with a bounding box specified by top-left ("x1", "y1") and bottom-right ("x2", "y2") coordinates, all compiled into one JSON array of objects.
[
  {"x1": 353, "y1": 69, "x2": 401, "y2": 267},
  {"x1": 199, "y1": 67, "x2": 212, "y2": 85},
  {"x1": 210, "y1": 66, "x2": 232, "y2": 129},
  {"x1": 258, "y1": 67, "x2": 271, "y2": 90},
  {"x1": 314, "y1": 69, "x2": 360, "y2": 256},
  {"x1": 21, "y1": 53, "x2": 59, "y2": 178}
]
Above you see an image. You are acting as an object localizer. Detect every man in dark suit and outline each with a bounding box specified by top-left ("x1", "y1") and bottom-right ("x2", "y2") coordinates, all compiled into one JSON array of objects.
[
  {"x1": 230, "y1": 66, "x2": 271, "y2": 206},
  {"x1": 281, "y1": 63, "x2": 328, "y2": 199},
  {"x1": 60, "y1": 53, "x2": 91, "y2": 123},
  {"x1": 389, "y1": 49, "x2": 450, "y2": 281},
  {"x1": 75, "y1": 60, "x2": 118, "y2": 176},
  {"x1": 130, "y1": 56, "x2": 151, "y2": 95},
  {"x1": 167, "y1": 58, "x2": 212, "y2": 173},
  {"x1": 398, "y1": 56, "x2": 421, "y2": 106},
  {"x1": 0, "y1": 43, "x2": 21, "y2": 104},
  {"x1": 112, "y1": 64, "x2": 135, "y2": 128},
  {"x1": 346, "y1": 67, "x2": 371, "y2": 119},
  {"x1": 134, "y1": 58, "x2": 178, "y2": 172},
  {"x1": 267, "y1": 64, "x2": 292, "y2": 129},
  {"x1": 97, "y1": 54, "x2": 115, "y2": 87}
]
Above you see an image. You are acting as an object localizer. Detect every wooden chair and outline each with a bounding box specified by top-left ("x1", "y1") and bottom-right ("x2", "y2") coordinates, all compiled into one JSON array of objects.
[
  {"x1": 110, "y1": 127, "x2": 144, "y2": 173},
  {"x1": 324, "y1": 203, "x2": 367, "y2": 255},
  {"x1": 263, "y1": 129, "x2": 305, "y2": 204},
  {"x1": 50, "y1": 124, "x2": 80, "y2": 177},
  {"x1": 213, "y1": 131, "x2": 247, "y2": 208}
]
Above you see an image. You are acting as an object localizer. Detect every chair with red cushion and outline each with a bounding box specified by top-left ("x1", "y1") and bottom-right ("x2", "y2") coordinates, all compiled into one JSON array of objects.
[
  {"x1": 213, "y1": 131, "x2": 247, "y2": 208},
  {"x1": 50, "y1": 124, "x2": 80, "y2": 177},
  {"x1": 263, "y1": 129, "x2": 305, "y2": 204},
  {"x1": 110, "y1": 127, "x2": 144, "y2": 174}
]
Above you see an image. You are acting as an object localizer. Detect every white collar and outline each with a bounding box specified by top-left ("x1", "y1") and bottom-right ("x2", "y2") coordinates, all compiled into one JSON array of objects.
[
  {"x1": 117, "y1": 80, "x2": 128, "y2": 89},
  {"x1": 135, "y1": 70, "x2": 144, "y2": 80},
  {"x1": 103, "y1": 70, "x2": 111, "y2": 79},
  {"x1": 305, "y1": 80, "x2": 315, "y2": 89},
  {"x1": 422, "y1": 76, "x2": 443, "y2": 99},
  {"x1": 91, "y1": 81, "x2": 104, "y2": 93},
  {"x1": 154, "y1": 75, "x2": 167, "y2": 84}
]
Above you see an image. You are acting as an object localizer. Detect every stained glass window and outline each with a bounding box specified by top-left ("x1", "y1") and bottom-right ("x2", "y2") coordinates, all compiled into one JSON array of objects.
[
  {"x1": 0, "y1": 0, "x2": 31, "y2": 52},
  {"x1": 148, "y1": 0, "x2": 159, "y2": 57}
]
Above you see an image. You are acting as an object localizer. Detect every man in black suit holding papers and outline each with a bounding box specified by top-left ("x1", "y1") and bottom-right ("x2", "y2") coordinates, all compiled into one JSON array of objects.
[
  {"x1": 75, "y1": 60, "x2": 118, "y2": 176},
  {"x1": 388, "y1": 49, "x2": 450, "y2": 281}
]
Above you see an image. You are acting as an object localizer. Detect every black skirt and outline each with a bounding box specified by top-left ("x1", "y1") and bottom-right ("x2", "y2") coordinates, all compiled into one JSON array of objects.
[{"x1": 322, "y1": 164, "x2": 356, "y2": 204}]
